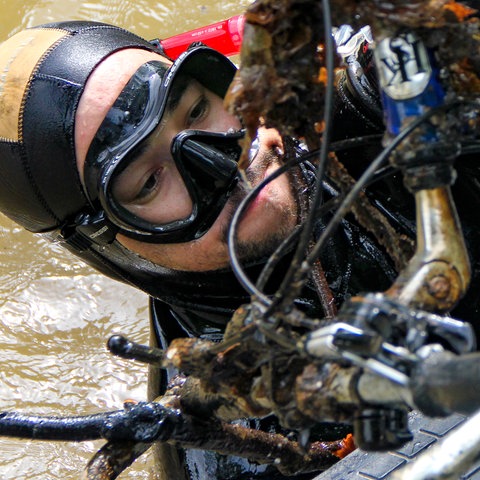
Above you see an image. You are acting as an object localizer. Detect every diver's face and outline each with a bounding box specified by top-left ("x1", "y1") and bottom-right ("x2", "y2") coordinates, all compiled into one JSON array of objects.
[{"x1": 75, "y1": 48, "x2": 297, "y2": 272}]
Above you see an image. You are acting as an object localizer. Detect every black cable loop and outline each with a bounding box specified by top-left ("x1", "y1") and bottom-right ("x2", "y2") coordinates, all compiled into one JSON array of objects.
[
  {"x1": 228, "y1": 157, "x2": 301, "y2": 304},
  {"x1": 228, "y1": 145, "x2": 341, "y2": 303}
]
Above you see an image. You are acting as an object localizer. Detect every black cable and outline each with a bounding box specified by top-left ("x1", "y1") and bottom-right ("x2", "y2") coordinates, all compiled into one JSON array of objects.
[
  {"x1": 263, "y1": 0, "x2": 335, "y2": 317},
  {"x1": 0, "y1": 402, "x2": 177, "y2": 442},
  {"x1": 329, "y1": 134, "x2": 383, "y2": 152},
  {"x1": 228, "y1": 157, "x2": 301, "y2": 304},
  {"x1": 228, "y1": 142, "x2": 341, "y2": 301},
  {"x1": 256, "y1": 227, "x2": 302, "y2": 291}
]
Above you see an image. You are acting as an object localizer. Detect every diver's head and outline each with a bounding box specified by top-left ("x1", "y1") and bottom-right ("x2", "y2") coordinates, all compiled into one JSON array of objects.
[{"x1": 0, "y1": 21, "x2": 296, "y2": 287}]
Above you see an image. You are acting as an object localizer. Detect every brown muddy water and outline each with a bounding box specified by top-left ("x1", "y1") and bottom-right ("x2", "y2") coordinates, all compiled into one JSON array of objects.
[{"x1": 0, "y1": 0, "x2": 249, "y2": 478}]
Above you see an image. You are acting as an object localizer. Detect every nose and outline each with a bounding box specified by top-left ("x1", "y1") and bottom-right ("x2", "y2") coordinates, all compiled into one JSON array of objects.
[{"x1": 257, "y1": 127, "x2": 284, "y2": 155}]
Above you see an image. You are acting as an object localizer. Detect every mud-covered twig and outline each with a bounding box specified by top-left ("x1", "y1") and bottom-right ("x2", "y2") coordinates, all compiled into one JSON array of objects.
[
  {"x1": 83, "y1": 441, "x2": 152, "y2": 480},
  {"x1": 84, "y1": 414, "x2": 349, "y2": 479}
]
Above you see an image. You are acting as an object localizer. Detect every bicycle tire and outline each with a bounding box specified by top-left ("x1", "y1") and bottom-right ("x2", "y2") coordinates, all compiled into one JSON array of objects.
[{"x1": 313, "y1": 411, "x2": 480, "y2": 479}]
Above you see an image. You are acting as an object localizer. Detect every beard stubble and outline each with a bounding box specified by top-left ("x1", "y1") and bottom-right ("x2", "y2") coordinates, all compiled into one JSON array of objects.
[{"x1": 220, "y1": 150, "x2": 297, "y2": 263}]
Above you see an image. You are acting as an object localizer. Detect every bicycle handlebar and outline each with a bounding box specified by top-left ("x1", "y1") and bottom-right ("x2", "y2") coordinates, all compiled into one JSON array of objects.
[{"x1": 410, "y1": 350, "x2": 480, "y2": 417}]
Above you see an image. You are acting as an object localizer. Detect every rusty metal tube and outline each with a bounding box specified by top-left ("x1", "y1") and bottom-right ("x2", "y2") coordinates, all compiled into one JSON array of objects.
[{"x1": 386, "y1": 186, "x2": 471, "y2": 312}]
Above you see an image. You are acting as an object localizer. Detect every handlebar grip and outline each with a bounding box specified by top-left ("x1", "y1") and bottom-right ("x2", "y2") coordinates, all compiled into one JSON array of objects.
[
  {"x1": 107, "y1": 335, "x2": 164, "y2": 366},
  {"x1": 411, "y1": 351, "x2": 480, "y2": 416}
]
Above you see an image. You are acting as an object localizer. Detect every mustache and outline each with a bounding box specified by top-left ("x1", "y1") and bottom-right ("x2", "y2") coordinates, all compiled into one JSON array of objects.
[{"x1": 231, "y1": 149, "x2": 277, "y2": 210}]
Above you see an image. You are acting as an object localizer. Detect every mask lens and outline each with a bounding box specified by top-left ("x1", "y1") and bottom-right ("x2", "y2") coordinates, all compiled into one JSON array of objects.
[{"x1": 85, "y1": 60, "x2": 170, "y2": 205}]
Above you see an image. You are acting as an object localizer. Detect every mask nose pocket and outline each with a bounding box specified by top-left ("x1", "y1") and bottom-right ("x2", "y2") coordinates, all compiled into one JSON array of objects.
[{"x1": 171, "y1": 129, "x2": 243, "y2": 196}]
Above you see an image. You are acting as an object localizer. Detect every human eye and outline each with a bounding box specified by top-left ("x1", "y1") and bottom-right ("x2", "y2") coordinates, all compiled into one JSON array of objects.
[
  {"x1": 112, "y1": 160, "x2": 163, "y2": 207},
  {"x1": 134, "y1": 168, "x2": 163, "y2": 203},
  {"x1": 186, "y1": 94, "x2": 209, "y2": 127}
]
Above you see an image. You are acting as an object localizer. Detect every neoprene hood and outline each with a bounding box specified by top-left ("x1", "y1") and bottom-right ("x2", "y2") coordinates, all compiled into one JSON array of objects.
[{"x1": 0, "y1": 21, "x2": 255, "y2": 319}]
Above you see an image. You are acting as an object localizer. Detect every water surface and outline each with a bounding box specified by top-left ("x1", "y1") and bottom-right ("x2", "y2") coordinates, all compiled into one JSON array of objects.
[{"x1": 0, "y1": 0, "x2": 249, "y2": 477}]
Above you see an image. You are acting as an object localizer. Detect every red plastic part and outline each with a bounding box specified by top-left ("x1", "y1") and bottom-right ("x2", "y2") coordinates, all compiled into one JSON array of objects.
[{"x1": 160, "y1": 14, "x2": 245, "y2": 59}]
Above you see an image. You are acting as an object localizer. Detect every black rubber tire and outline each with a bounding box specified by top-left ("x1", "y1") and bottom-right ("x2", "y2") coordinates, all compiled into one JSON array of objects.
[{"x1": 313, "y1": 411, "x2": 480, "y2": 479}]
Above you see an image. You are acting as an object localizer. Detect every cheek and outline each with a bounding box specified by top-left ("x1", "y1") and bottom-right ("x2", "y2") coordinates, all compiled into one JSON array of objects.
[
  {"x1": 116, "y1": 232, "x2": 231, "y2": 271},
  {"x1": 160, "y1": 167, "x2": 194, "y2": 219}
]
